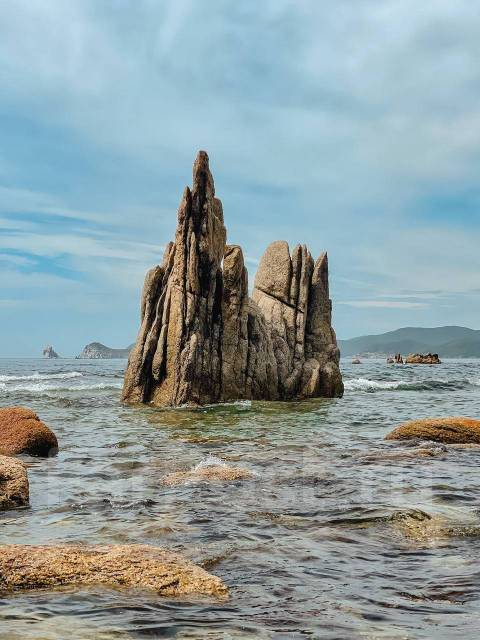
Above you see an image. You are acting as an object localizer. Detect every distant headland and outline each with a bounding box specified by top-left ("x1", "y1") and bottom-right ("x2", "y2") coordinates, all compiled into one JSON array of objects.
[
  {"x1": 340, "y1": 326, "x2": 480, "y2": 358},
  {"x1": 76, "y1": 342, "x2": 133, "y2": 359}
]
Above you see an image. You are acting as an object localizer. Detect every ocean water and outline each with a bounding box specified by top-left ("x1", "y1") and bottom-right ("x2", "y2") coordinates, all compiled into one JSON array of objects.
[{"x1": 1, "y1": 357, "x2": 480, "y2": 639}]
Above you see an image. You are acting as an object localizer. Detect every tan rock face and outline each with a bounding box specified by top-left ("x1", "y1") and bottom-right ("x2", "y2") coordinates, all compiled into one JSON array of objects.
[
  {"x1": 406, "y1": 353, "x2": 441, "y2": 364},
  {"x1": 123, "y1": 151, "x2": 343, "y2": 407},
  {"x1": 0, "y1": 407, "x2": 58, "y2": 457},
  {"x1": 0, "y1": 544, "x2": 228, "y2": 597},
  {"x1": 161, "y1": 464, "x2": 253, "y2": 486},
  {"x1": 386, "y1": 417, "x2": 480, "y2": 444},
  {"x1": 0, "y1": 455, "x2": 29, "y2": 510}
]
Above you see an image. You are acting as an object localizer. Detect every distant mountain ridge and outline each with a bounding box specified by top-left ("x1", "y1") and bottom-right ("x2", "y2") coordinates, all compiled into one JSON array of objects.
[
  {"x1": 339, "y1": 326, "x2": 480, "y2": 358},
  {"x1": 76, "y1": 342, "x2": 133, "y2": 359}
]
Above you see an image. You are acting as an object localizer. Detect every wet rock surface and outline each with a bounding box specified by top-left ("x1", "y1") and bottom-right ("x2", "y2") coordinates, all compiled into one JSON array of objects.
[
  {"x1": 0, "y1": 455, "x2": 29, "y2": 511},
  {"x1": 0, "y1": 544, "x2": 228, "y2": 597},
  {"x1": 123, "y1": 151, "x2": 343, "y2": 407},
  {"x1": 386, "y1": 417, "x2": 480, "y2": 444},
  {"x1": 161, "y1": 460, "x2": 253, "y2": 486},
  {"x1": 0, "y1": 407, "x2": 58, "y2": 457}
]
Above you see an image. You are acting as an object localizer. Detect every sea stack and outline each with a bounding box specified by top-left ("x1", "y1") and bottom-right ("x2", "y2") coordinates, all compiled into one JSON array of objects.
[
  {"x1": 122, "y1": 151, "x2": 343, "y2": 407},
  {"x1": 42, "y1": 345, "x2": 59, "y2": 358}
]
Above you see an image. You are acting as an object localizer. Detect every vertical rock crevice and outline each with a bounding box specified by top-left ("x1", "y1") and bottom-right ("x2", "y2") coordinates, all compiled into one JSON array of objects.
[{"x1": 122, "y1": 151, "x2": 343, "y2": 407}]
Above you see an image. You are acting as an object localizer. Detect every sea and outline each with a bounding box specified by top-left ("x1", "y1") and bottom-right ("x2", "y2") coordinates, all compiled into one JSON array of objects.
[{"x1": 1, "y1": 357, "x2": 480, "y2": 639}]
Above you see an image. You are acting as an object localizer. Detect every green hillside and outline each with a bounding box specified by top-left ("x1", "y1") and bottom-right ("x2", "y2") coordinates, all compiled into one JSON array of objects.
[{"x1": 339, "y1": 326, "x2": 480, "y2": 358}]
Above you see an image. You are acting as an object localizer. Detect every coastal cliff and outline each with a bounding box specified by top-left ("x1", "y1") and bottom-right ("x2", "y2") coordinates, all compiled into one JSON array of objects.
[{"x1": 122, "y1": 151, "x2": 343, "y2": 407}]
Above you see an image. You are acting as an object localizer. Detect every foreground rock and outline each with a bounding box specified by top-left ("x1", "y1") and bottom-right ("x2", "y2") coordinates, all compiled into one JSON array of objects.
[
  {"x1": 406, "y1": 353, "x2": 441, "y2": 364},
  {"x1": 42, "y1": 345, "x2": 59, "y2": 358},
  {"x1": 0, "y1": 544, "x2": 227, "y2": 597},
  {"x1": 0, "y1": 456, "x2": 29, "y2": 510},
  {"x1": 123, "y1": 151, "x2": 343, "y2": 407},
  {"x1": 386, "y1": 417, "x2": 480, "y2": 444},
  {"x1": 162, "y1": 463, "x2": 253, "y2": 486},
  {"x1": 0, "y1": 407, "x2": 58, "y2": 456},
  {"x1": 77, "y1": 342, "x2": 133, "y2": 359}
]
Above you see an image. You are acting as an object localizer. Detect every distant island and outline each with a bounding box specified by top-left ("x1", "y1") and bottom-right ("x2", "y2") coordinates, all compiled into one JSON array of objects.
[
  {"x1": 43, "y1": 345, "x2": 59, "y2": 359},
  {"x1": 339, "y1": 326, "x2": 480, "y2": 358},
  {"x1": 76, "y1": 342, "x2": 133, "y2": 359}
]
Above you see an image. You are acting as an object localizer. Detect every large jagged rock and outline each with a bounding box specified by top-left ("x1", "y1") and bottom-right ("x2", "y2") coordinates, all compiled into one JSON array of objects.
[{"x1": 123, "y1": 151, "x2": 343, "y2": 407}]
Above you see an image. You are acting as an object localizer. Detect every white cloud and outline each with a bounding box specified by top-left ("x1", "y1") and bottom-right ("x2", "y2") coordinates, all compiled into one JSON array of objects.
[{"x1": 340, "y1": 300, "x2": 428, "y2": 309}]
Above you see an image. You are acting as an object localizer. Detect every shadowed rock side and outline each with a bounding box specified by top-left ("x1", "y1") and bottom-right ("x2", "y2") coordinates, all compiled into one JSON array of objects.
[
  {"x1": 0, "y1": 545, "x2": 228, "y2": 597},
  {"x1": 0, "y1": 456, "x2": 29, "y2": 511},
  {"x1": 123, "y1": 151, "x2": 343, "y2": 407}
]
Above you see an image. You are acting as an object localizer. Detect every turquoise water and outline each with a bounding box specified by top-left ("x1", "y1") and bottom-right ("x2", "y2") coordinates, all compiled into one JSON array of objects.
[{"x1": 1, "y1": 358, "x2": 480, "y2": 638}]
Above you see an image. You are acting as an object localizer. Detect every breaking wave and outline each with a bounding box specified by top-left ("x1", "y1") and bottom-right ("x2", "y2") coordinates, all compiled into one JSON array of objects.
[
  {"x1": 344, "y1": 377, "x2": 473, "y2": 392},
  {"x1": 0, "y1": 381, "x2": 122, "y2": 394},
  {"x1": 0, "y1": 371, "x2": 84, "y2": 382}
]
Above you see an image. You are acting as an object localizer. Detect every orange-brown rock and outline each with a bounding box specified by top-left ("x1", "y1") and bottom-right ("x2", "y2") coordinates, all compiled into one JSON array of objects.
[
  {"x1": 0, "y1": 455, "x2": 29, "y2": 510},
  {"x1": 386, "y1": 417, "x2": 480, "y2": 444},
  {"x1": 0, "y1": 407, "x2": 58, "y2": 456},
  {"x1": 0, "y1": 544, "x2": 228, "y2": 597},
  {"x1": 405, "y1": 353, "x2": 441, "y2": 364},
  {"x1": 122, "y1": 151, "x2": 343, "y2": 407}
]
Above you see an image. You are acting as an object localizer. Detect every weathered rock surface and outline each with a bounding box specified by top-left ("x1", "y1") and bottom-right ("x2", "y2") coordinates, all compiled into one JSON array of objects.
[
  {"x1": 0, "y1": 455, "x2": 29, "y2": 510},
  {"x1": 386, "y1": 417, "x2": 480, "y2": 444},
  {"x1": 0, "y1": 407, "x2": 58, "y2": 456},
  {"x1": 42, "y1": 345, "x2": 59, "y2": 358},
  {"x1": 161, "y1": 463, "x2": 253, "y2": 486},
  {"x1": 0, "y1": 544, "x2": 228, "y2": 597},
  {"x1": 123, "y1": 151, "x2": 343, "y2": 407},
  {"x1": 77, "y1": 342, "x2": 133, "y2": 359},
  {"x1": 406, "y1": 353, "x2": 441, "y2": 364}
]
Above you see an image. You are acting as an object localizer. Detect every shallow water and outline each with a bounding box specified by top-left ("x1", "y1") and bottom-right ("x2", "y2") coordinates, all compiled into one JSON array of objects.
[{"x1": 1, "y1": 357, "x2": 480, "y2": 638}]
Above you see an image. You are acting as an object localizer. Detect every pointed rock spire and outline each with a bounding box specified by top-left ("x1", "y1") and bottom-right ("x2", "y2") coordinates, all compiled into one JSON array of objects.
[{"x1": 122, "y1": 152, "x2": 343, "y2": 406}]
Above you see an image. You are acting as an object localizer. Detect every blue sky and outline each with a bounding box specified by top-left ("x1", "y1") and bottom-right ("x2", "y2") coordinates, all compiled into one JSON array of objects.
[{"x1": 1, "y1": 0, "x2": 479, "y2": 356}]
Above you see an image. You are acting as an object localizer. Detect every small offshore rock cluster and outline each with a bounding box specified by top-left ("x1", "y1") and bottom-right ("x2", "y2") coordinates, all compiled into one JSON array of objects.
[
  {"x1": 406, "y1": 353, "x2": 441, "y2": 364},
  {"x1": 123, "y1": 151, "x2": 343, "y2": 407}
]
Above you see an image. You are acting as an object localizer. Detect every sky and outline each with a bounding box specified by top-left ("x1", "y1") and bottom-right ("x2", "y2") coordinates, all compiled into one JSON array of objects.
[{"x1": 1, "y1": 0, "x2": 479, "y2": 356}]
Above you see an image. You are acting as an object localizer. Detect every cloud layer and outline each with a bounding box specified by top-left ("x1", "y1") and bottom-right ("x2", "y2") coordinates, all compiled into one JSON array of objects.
[{"x1": 0, "y1": 0, "x2": 479, "y2": 354}]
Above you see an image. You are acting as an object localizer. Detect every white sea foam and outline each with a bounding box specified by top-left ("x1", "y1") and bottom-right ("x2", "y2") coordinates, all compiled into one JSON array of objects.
[
  {"x1": 193, "y1": 455, "x2": 227, "y2": 472},
  {"x1": 0, "y1": 371, "x2": 84, "y2": 382},
  {"x1": 0, "y1": 381, "x2": 122, "y2": 394},
  {"x1": 344, "y1": 378, "x2": 408, "y2": 391}
]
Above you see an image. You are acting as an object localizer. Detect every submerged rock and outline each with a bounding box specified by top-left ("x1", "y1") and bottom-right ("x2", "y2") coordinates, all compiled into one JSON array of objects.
[
  {"x1": 406, "y1": 353, "x2": 441, "y2": 364},
  {"x1": 0, "y1": 407, "x2": 58, "y2": 457},
  {"x1": 386, "y1": 417, "x2": 480, "y2": 444},
  {"x1": 0, "y1": 544, "x2": 228, "y2": 597},
  {"x1": 161, "y1": 462, "x2": 253, "y2": 486},
  {"x1": 42, "y1": 345, "x2": 59, "y2": 358},
  {"x1": 0, "y1": 455, "x2": 29, "y2": 510},
  {"x1": 122, "y1": 151, "x2": 343, "y2": 407}
]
